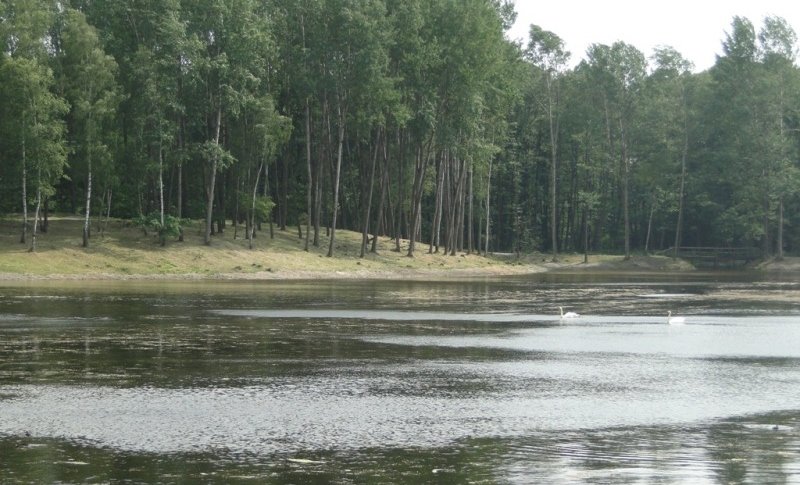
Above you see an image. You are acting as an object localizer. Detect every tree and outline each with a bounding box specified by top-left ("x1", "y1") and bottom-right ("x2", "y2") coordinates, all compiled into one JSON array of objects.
[
  {"x1": 2, "y1": 4, "x2": 800, "y2": 260},
  {"x1": 704, "y1": 17, "x2": 771, "y2": 249},
  {"x1": 0, "y1": 0, "x2": 68, "y2": 249},
  {"x1": 186, "y1": 0, "x2": 272, "y2": 245},
  {"x1": 318, "y1": 0, "x2": 391, "y2": 257},
  {"x1": 404, "y1": 0, "x2": 508, "y2": 257},
  {"x1": 0, "y1": 56, "x2": 68, "y2": 250},
  {"x1": 639, "y1": 46, "x2": 694, "y2": 255},
  {"x1": 526, "y1": 24, "x2": 569, "y2": 261},
  {"x1": 235, "y1": 96, "x2": 291, "y2": 249},
  {"x1": 585, "y1": 42, "x2": 646, "y2": 259},
  {"x1": 757, "y1": 16, "x2": 800, "y2": 259},
  {"x1": 59, "y1": 8, "x2": 119, "y2": 248}
]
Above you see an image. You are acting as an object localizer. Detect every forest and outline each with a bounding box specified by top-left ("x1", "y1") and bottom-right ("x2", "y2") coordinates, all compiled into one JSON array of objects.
[{"x1": 1, "y1": 0, "x2": 799, "y2": 259}]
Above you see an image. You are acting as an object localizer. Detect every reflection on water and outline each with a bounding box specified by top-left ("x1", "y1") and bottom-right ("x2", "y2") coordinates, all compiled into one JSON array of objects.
[{"x1": 0, "y1": 275, "x2": 799, "y2": 483}]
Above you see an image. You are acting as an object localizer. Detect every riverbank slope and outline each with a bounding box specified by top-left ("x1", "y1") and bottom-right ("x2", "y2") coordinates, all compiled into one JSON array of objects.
[{"x1": 1, "y1": 216, "x2": 784, "y2": 280}]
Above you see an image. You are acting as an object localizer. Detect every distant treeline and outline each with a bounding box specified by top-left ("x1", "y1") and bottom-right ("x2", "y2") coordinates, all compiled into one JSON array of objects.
[{"x1": 1, "y1": 1, "x2": 798, "y2": 257}]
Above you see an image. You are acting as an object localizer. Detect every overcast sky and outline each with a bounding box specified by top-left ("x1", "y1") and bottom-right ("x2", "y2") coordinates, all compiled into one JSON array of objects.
[{"x1": 508, "y1": 0, "x2": 800, "y2": 71}]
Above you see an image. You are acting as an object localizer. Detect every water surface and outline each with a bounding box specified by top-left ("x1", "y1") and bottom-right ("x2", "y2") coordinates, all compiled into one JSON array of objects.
[{"x1": 1, "y1": 274, "x2": 799, "y2": 483}]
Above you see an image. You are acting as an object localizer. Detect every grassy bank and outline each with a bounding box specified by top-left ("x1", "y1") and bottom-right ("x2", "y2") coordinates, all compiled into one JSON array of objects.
[{"x1": 1, "y1": 215, "x2": 696, "y2": 280}]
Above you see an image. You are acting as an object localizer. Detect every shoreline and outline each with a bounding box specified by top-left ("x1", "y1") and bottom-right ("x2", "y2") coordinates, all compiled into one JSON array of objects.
[
  {"x1": 1, "y1": 254, "x2": 797, "y2": 283},
  {"x1": 0, "y1": 262, "x2": 558, "y2": 282},
  {"x1": 4, "y1": 254, "x2": 789, "y2": 283},
  {"x1": 1, "y1": 218, "x2": 797, "y2": 283}
]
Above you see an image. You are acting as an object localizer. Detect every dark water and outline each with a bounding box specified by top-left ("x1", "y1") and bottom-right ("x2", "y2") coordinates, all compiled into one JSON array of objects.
[{"x1": 1, "y1": 273, "x2": 799, "y2": 483}]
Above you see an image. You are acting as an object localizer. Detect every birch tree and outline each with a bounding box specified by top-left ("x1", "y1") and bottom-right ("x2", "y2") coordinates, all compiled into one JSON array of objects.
[
  {"x1": 0, "y1": 57, "x2": 68, "y2": 250},
  {"x1": 59, "y1": 8, "x2": 119, "y2": 248}
]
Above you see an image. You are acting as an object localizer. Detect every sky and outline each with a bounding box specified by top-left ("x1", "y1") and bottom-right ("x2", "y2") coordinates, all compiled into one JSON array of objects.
[{"x1": 508, "y1": 0, "x2": 800, "y2": 72}]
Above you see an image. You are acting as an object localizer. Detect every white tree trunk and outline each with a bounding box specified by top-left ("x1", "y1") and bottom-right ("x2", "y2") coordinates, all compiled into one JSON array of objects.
[
  {"x1": 249, "y1": 162, "x2": 263, "y2": 250},
  {"x1": 30, "y1": 183, "x2": 42, "y2": 252},
  {"x1": 20, "y1": 135, "x2": 27, "y2": 244},
  {"x1": 204, "y1": 106, "x2": 222, "y2": 245},
  {"x1": 83, "y1": 159, "x2": 92, "y2": 248}
]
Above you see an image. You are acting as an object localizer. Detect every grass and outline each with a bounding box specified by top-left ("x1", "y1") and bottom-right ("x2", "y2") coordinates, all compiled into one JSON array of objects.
[
  {"x1": 4, "y1": 216, "x2": 794, "y2": 281},
  {"x1": 0, "y1": 215, "x2": 577, "y2": 279}
]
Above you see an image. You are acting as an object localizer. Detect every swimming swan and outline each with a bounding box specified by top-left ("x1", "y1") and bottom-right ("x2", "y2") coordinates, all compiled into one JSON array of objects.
[
  {"x1": 667, "y1": 311, "x2": 685, "y2": 325},
  {"x1": 559, "y1": 306, "x2": 580, "y2": 319}
]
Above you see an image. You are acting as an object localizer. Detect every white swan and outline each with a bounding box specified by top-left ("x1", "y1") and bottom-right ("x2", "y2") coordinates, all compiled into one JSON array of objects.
[
  {"x1": 667, "y1": 311, "x2": 685, "y2": 325},
  {"x1": 559, "y1": 306, "x2": 580, "y2": 319}
]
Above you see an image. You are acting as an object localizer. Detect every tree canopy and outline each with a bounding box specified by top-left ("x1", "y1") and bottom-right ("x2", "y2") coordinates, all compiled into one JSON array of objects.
[{"x1": 1, "y1": 2, "x2": 799, "y2": 258}]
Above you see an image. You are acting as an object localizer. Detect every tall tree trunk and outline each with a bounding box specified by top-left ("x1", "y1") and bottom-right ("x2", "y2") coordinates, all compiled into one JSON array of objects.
[
  {"x1": 280, "y1": 150, "x2": 289, "y2": 231},
  {"x1": 42, "y1": 197, "x2": 49, "y2": 233},
  {"x1": 484, "y1": 157, "x2": 493, "y2": 257},
  {"x1": 620, "y1": 119, "x2": 630, "y2": 260},
  {"x1": 263, "y1": 160, "x2": 272, "y2": 237},
  {"x1": 455, "y1": 158, "x2": 467, "y2": 254},
  {"x1": 583, "y1": 208, "x2": 589, "y2": 264},
  {"x1": 394, "y1": 129, "x2": 404, "y2": 253},
  {"x1": 249, "y1": 162, "x2": 264, "y2": 250},
  {"x1": 673, "y1": 95, "x2": 688, "y2": 257},
  {"x1": 103, "y1": 189, "x2": 112, "y2": 237},
  {"x1": 445, "y1": 153, "x2": 456, "y2": 255},
  {"x1": 177, "y1": 70, "x2": 186, "y2": 242},
  {"x1": 477, "y1": 187, "x2": 484, "y2": 257},
  {"x1": 83, "y1": 155, "x2": 92, "y2": 248},
  {"x1": 468, "y1": 164, "x2": 474, "y2": 254},
  {"x1": 567, "y1": 156, "x2": 578, "y2": 250},
  {"x1": 430, "y1": 153, "x2": 444, "y2": 253},
  {"x1": 407, "y1": 141, "x2": 432, "y2": 257},
  {"x1": 361, "y1": 129, "x2": 381, "y2": 258},
  {"x1": 327, "y1": 100, "x2": 346, "y2": 257},
  {"x1": 595, "y1": 96, "x2": 614, "y2": 251},
  {"x1": 313, "y1": 107, "x2": 324, "y2": 243},
  {"x1": 548, "y1": 74, "x2": 559, "y2": 262},
  {"x1": 177, "y1": 160, "x2": 184, "y2": 242},
  {"x1": 762, "y1": 183, "x2": 770, "y2": 257},
  {"x1": 385, "y1": 176, "x2": 396, "y2": 243},
  {"x1": 20, "y1": 126, "x2": 28, "y2": 244},
  {"x1": 777, "y1": 198, "x2": 784, "y2": 260},
  {"x1": 442, "y1": 152, "x2": 452, "y2": 254},
  {"x1": 325, "y1": 104, "x2": 336, "y2": 239},
  {"x1": 304, "y1": 99, "x2": 312, "y2": 251},
  {"x1": 270, "y1": 159, "x2": 276, "y2": 238},
  {"x1": 217, "y1": 170, "x2": 226, "y2": 234},
  {"x1": 371, "y1": 136, "x2": 389, "y2": 254},
  {"x1": 204, "y1": 105, "x2": 222, "y2": 245},
  {"x1": 233, "y1": 172, "x2": 241, "y2": 240},
  {"x1": 450, "y1": 154, "x2": 461, "y2": 254},
  {"x1": 158, "y1": 142, "x2": 165, "y2": 246},
  {"x1": 30, "y1": 183, "x2": 42, "y2": 253},
  {"x1": 645, "y1": 198, "x2": 655, "y2": 254},
  {"x1": 314, "y1": 140, "x2": 323, "y2": 247},
  {"x1": 96, "y1": 189, "x2": 105, "y2": 236}
]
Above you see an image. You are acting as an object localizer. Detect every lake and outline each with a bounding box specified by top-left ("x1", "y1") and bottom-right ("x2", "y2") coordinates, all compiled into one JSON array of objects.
[{"x1": 1, "y1": 273, "x2": 799, "y2": 483}]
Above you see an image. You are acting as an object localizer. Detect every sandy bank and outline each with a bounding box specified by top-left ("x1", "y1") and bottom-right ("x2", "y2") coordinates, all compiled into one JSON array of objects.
[{"x1": 0, "y1": 254, "x2": 700, "y2": 282}]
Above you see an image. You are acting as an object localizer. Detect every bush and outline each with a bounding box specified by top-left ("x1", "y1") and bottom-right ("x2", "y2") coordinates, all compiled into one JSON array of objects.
[{"x1": 135, "y1": 213, "x2": 185, "y2": 245}]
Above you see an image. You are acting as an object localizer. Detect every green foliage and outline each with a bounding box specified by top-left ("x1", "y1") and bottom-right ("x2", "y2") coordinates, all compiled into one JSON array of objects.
[
  {"x1": 135, "y1": 212, "x2": 185, "y2": 243},
  {"x1": 0, "y1": 55, "x2": 69, "y2": 192},
  {"x1": 59, "y1": 7, "x2": 120, "y2": 183},
  {"x1": 252, "y1": 196, "x2": 275, "y2": 222},
  {"x1": 196, "y1": 141, "x2": 236, "y2": 170},
  {"x1": 1, "y1": 2, "x2": 800, "y2": 258}
]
